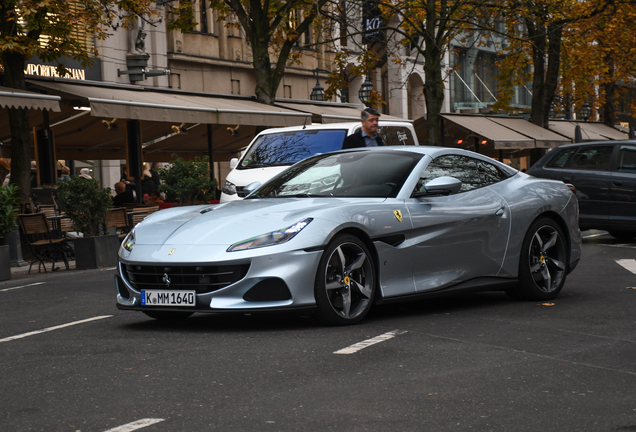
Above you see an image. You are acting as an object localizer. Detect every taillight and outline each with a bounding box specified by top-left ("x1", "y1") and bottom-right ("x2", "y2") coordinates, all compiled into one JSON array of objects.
[{"x1": 565, "y1": 183, "x2": 576, "y2": 195}]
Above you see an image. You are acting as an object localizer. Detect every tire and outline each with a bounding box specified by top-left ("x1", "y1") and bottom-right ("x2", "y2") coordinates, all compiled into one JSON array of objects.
[
  {"x1": 608, "y1": 231, "x2": 636, "y2": 242},
  {"x1": 507, "y1": 217, "x2": 568, "y2": 301},
  {"x1": 314, "y1": 234, "x2": 376, "y2": 326},
  {"x1": 143, "y1": 311, "x2": 194, "y2": 321}
]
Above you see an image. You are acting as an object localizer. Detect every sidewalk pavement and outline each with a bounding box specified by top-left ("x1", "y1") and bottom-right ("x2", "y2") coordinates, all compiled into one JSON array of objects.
[{"x1": 11, "y1": 260, "x2": 78, "y2": 276}]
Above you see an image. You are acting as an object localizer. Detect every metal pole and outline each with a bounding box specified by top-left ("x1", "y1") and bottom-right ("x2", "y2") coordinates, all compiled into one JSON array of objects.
[{"x1": 207, "y1": 124, "x2": 215, "y2": 186}]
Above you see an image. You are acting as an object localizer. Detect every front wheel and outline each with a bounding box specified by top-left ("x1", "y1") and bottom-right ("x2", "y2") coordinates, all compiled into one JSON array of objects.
[
  {"x1": 314, "y1": 234, "x2": 376, "y2": 326},
  {"x1": 142, "y1": 311, "x2": 194, "y2": 321},
  {"x1": 507, "y1": 218, "x2": 568, "y2": 301}
]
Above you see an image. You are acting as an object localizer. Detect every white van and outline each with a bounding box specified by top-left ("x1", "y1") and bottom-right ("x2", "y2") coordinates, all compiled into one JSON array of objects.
[{"x1": 220, "y1": 121, "x2": 419, "y2": 202}]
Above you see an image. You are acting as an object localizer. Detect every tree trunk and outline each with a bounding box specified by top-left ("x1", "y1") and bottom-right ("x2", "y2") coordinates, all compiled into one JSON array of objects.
[
  {"x1": 603, "y1": 55, "x2": 615, "y2": 126},
  {"x1": 1, "y1": 51, "x2": 32, "y2": 203},
  {"x1": 423, "y1": 0, "x2": 444, "y2": 146}
]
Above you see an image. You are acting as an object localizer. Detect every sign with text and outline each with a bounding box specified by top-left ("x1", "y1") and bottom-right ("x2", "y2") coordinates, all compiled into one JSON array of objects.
[{"x1": 362, "y1": 0, "x2": 383, "y2": 44}]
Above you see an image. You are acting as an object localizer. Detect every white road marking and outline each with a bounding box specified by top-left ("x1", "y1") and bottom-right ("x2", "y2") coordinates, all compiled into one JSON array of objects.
[
  {"x1": 0, "y1": 315, "x2": 112, "y2": 343},
  {"x1": 334, "y1": 330, "x2": 407, "y2": 354},
  {"x1": 617, "y1": 259, "x2": 636, "y2": 274},
  {"x1": 0, "y1": 282, "x2": 45, "y2": 292},
  {"x1": 103, "y1": 419, "x2": 165, "y2": 432}
]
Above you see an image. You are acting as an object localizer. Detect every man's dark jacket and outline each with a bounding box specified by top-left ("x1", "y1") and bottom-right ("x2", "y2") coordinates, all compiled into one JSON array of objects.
[
  {"x1": 113, "y1": 190, "x2": 136, "y2": 207},
  {"x1": 341, "y1": 130, "x2": 384, "y2": 149}
]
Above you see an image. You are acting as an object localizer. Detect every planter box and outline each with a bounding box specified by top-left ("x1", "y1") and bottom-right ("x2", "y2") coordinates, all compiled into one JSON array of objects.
[
  {"x1": 74, "y1": 235, "x2": 120, "y2": 270},
  {"x1": 0, "y1": 245, "x2": 10, "y2": 281}
]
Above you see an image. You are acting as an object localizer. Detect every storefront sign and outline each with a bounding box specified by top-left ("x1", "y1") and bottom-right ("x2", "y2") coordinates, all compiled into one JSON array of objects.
[
  {"x1": 23, "y1": 55, "x2": 102, "y2": 81},
  {"x1": 362, "y1": 0, "x2": 383, "y2": 44}
]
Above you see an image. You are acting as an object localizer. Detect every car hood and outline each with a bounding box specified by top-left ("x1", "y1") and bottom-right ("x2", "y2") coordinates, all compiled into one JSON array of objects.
[{"x1": 132, "y1": 198, "x2": 382, "y2": 246}]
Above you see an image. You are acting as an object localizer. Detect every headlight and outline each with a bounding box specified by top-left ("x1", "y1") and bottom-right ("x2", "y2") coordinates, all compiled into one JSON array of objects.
[
  {"x1": 227, "y1": 218, "x2": 313, "y2": 252},
  {"x1": 122, "y1": 229, "x2": 135, "y2": 252},
  {"x1": 222, "y1": 180, "x2": 237, "y2": 195}
]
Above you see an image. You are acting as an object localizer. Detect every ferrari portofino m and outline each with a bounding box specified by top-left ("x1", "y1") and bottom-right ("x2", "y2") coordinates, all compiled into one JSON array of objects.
[{"x1": 115, "y1": 147, "x2": 582, "y2": 325}]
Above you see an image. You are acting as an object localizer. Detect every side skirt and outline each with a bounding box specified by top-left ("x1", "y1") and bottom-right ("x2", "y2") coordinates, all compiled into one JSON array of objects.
[{"x1": 375, "y1": 277, "x2": 518, "y2": 305}]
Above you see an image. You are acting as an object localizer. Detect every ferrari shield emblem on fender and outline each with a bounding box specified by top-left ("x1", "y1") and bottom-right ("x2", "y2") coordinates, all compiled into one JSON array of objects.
[
  {"x1": 169, "y1": 248, "x2": 176, "y2": 255},
  {"x1": 393, "y1": 210, "x2": 403, "y2": 222}
]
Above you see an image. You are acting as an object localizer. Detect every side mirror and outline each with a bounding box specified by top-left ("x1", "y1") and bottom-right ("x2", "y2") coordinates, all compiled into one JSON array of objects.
[
  {"x1": 413, "y1": 176, "x2": 462, "y2": 197},
  {"x1": 243, "y1": 181, "x2": 262, "y2": 198},
  {"x1": 229, "y1": 158, "x2": 238, "y2": 170}
]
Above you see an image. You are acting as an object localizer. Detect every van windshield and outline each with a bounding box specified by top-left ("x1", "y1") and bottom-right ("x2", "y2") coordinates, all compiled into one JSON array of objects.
[{"x1": 239, "y1": 129, "x2": 347, "y2": 169}]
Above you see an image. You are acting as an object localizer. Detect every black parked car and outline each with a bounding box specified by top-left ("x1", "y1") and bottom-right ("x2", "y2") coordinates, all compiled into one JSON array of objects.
[{"x1": 527, "y1": 140, "x2": 636, "y2": 241}]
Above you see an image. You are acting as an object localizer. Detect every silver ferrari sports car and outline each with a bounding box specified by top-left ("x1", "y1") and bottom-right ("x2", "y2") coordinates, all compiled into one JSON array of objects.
[{"x1": 115, "y1": 147, "x2": 581, "y2": 325}]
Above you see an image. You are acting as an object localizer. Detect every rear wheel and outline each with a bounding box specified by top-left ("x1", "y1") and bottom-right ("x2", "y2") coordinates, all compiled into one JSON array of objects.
[
  {"x1": 142, "y1": 311, "x2": 194, "y2": 320},
  {"x1": 507, "y1": 218, "x2": 567, "y2": 301},
  {"x1": 314, "y1": 234, "x2": 375, "y2": 326},
  {"x1": 608, "y1": 231, "x2": 636, "y2": 242}
]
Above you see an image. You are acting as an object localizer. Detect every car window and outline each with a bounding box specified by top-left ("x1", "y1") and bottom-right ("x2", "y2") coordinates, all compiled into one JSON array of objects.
[
  {"x1": 252, "y1": 151, "x2": 422, "y2": 199},
  {"x1": 546, "y1": 148, "x2": 577, "y2": 168},
  {"x1": 570, "y1": 146, "x2": 614, "y2": 171},
  {"x1": 617, "y1": 145, "x2": 636, "y2": 173},
  {"x1": 239, "y1": 129, "x2": 347, "y2": 169},
  {"x1": 377, "y1": 126, "x2": 416, "y2": 145},
  {"x1": 416, "y1": 155, "x2": 482, "y2": 193},
  {"x1": 477, "y1": 160, "x2": 508, "y2": 185}
]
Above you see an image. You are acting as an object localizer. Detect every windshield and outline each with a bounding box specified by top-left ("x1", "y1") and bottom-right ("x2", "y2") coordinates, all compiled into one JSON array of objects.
[
  {"x1": 250, "y1": 150, "x2": 422, "y2": 199},
  {"x1": 239, "y1": 129, "x2": 347, "y2": 169}
]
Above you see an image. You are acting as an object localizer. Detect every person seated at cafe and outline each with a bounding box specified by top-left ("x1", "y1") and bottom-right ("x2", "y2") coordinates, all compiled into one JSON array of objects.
[
  {"x1": 146, "y1": 190, "x2": 164, "y2": 205},
  {"x1": 112, "y1": 181, "x2": 136, "y2": 207},
  {"x1": 58, "y1": 166, "x2": 70, "y2": 182}
]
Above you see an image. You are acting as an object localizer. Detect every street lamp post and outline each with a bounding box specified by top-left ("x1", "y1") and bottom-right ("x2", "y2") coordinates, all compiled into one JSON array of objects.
[
  {"x1": 550, "y1": 94, "x2": 575, "y2": 120},
  {"x1": 310, "y1": 69, "x2": 325, "y2": 102},
  {"x1": 358, "y1": 75, "x2": 374, "y2": 107},
  {"x1": 579, "y1": 102, "x2": 592, "y2": 122}
]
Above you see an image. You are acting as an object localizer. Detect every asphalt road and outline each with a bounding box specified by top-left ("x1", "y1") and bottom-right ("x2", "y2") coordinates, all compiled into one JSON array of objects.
[{"x1": 1, "y1": 233, "x2": 636, "y2": 432}]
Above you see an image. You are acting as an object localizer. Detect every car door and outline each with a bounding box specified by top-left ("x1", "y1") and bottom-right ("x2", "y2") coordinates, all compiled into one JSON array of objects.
[
  {"x1": 563, "y1": 145, "x2": 614, "y2": 229},
  {"x1": 610, "y1": 143, "x2": 636, "y2": 229},
  {"x1": 406, "y1": 154, "x2": 511, "y2": 292}
]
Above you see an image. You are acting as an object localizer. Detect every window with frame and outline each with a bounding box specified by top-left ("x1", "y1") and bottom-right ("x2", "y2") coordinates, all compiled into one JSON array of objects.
[
  {"x1": 415, "y1": 155, "x2": 483, "y2": 193},
  {"x1": 570, "y1": 146, "x2": 614, "y2": 171},
  {"x1": 546, "y1": 147, "x2": 578, "y2": 168},
  {"x1": 618, "y1": 145, "x2": 636, "y2": 172}
]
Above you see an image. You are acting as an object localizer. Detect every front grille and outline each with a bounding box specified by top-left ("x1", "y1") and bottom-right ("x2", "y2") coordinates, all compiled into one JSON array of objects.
[
  {"x1": 236, "y1": 186, "x2": 247, "y2": 198},
  {"x1": 122, "y1": 263, "x2": 250, "y2": 294}
]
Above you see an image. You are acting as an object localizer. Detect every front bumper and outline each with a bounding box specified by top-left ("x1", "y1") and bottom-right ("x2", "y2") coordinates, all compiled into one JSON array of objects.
[{"x1": 115, "y1": 248, "x2": 323, "y2": 313}]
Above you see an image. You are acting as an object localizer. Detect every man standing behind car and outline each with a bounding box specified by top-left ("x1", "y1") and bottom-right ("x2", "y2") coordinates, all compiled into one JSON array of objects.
[{"x1": 342, "y1": 108, "x2": 384, "y2": 149}]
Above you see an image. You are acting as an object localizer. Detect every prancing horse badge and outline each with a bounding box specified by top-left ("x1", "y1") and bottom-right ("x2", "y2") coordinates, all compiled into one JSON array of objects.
[{"x1": 393, "y1": 210, "x2": 403, "y2": 222}]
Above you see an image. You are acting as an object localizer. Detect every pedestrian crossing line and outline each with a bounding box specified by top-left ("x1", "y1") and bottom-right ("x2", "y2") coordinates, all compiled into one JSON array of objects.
[
  {"x1": 0, "y1": 282, "x2": 46, "y2": 292},
  {"x1": 616, "y1": 259, "x2": 636, "y2": 275},
  {"x1": 334, "y1": 330, "x2": 407, "y2": 354},
  {"x1": 103, "y1": 418, "x2": 165, "y2": 432},
  {"x1": 0, "y1": 315, "x2": 112, "y2": 343}
]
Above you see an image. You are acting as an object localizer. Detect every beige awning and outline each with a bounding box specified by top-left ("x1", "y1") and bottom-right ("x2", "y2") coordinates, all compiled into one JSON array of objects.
[
  {"x1": 30, "y1": 81, "x2": 310, "y2": 127},
  {"x1": 442, "y1": 114, "x2": 535, "y2": 149},
  {"x1": 275, "y1": 101, "x2": 412, "y2": 124},
  {"x1": 579, "y1": 122, "x2": 628, "y2": 140},
  {"x1": 487, "y1": 117, "x2": 571, "y2": 148},
  {"x1": 548, "y1": 120, "x2": 626, "y2": 141},
  {"x1": 0, "y1": 86, "x2": 61, "y2": 111}
]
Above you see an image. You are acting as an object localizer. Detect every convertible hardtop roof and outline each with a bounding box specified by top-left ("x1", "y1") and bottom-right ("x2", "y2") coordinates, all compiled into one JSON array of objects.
[{"x1": 334, "y1": 146, "x2": 520, "y2": 176}]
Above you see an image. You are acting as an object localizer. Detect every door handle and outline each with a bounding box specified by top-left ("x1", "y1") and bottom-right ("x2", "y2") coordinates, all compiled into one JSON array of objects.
[
  {"x1": 495, "y1": 208, "x2": 505, "y2": 217},
  {"x1": 613, "y1": 181, "x2": 623, "y2": 186}
]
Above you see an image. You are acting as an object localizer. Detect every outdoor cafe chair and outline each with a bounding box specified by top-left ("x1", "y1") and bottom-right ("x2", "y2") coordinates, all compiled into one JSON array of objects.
[{"x1": 18, "y1": 213, "x2": 70, "y2": 274}]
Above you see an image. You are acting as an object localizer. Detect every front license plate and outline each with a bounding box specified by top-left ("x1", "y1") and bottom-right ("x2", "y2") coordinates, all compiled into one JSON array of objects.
[{"x1": 141, "y1": 290, "x2": 196, "y2": 307}]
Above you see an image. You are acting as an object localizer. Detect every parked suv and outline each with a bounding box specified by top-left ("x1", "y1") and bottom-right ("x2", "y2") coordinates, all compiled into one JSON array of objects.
[
  {"x1": 220, "y1": 121, "x2": 419, "y2": 202},
  {"x1": 527, "y1": 140, "x2": 636, "y2": 240}
]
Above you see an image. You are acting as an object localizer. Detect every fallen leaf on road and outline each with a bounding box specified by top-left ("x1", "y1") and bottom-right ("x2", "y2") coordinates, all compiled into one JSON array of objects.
[
  {"x1": 540, "y1": 303, "x2": 555, "y2": 306},
  {"x1": 627, "y1": 287, "x2": 636, "y2": 290}
]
